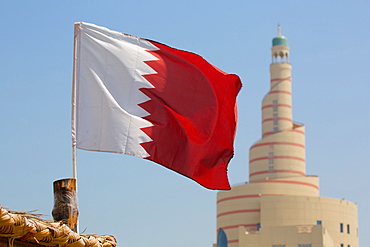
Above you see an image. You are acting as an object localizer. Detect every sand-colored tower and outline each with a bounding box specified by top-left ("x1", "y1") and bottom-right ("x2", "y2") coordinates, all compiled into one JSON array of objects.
[
  {"x1": 214, "y1": 27, "x2": 358, "y2": 247},
  {"x1": 250, "y1": 26, "x2": 308, "y2": 184}
]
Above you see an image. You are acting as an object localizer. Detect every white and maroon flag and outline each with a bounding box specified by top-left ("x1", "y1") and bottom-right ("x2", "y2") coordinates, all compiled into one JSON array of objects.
[{"x1": 73, "y1": 22, "x2": 242, "y2": 190}]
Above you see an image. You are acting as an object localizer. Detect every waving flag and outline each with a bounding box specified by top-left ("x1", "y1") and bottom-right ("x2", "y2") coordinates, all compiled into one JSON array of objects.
[{"x1": 72, "y1": 22, "x2": 242, "y2": 189}]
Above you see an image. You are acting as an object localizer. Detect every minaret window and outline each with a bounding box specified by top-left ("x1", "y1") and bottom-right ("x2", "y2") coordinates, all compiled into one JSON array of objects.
[
  {"x1": 268, "y1": 151, "x2": 274, "y2": 166},
  {"x1": 273, "y1": 113, "x2": 278, "y2": 119},
  {"x1": 273, "y1": 127, "x2": 279, "y2": 132},
  {"x1": 272, "y1": 52, "x2": 289, "y2": 63},
  {"x1": 272, "y1": 53, "x2": 289, "y2": 64},
  {"x1": 340, "y1": 223, "x2": 343, "y2": 232},
  {"x1": 272, "y1": 100, "x2": 278, "y2": 112},
  {"x1": 273, "y1": 120, "x2": 278, "y2": 125},
  {"x1": 347, "y1": 224, "x2": 350, "y2": 234}
]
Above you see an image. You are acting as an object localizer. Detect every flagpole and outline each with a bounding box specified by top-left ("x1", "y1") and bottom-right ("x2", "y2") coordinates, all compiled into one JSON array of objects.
[
  {"x1": 71, "y1": 23, "x2": 80, "y2": 233},
  {"x1": 71, "y1": 23, "x2": 80, "y2": 181}
]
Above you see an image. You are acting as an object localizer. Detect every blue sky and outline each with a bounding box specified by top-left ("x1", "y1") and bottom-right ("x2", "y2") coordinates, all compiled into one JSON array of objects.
[{"x1": 1, "y1": 1, "x2": 369, "y2": 246}]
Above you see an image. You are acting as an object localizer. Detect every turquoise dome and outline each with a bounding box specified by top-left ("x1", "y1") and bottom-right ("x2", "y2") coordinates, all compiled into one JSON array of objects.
[{"x1": 272, "y1": 35, "x2": 288, "y2": 46}]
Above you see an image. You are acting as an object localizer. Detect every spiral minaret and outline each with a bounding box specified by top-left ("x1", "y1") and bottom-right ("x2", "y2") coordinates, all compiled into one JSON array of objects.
[
  {"x1": 249, "y1": 25, "x2": 307, "y2": 182},
  {"x1": 215, "y1": 27, "x2": 358, "y2": 247}
]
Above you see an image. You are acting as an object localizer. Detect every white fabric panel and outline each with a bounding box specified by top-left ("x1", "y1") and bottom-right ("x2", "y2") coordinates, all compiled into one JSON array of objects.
[{"x1": 75, "y1": 22, "x2": 158, "y2": 157}]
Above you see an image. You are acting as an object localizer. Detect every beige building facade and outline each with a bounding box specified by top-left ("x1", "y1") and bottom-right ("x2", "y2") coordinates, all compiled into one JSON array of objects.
[{"x1": 214, "y1": 28, "x2": 358, "y2": 247}]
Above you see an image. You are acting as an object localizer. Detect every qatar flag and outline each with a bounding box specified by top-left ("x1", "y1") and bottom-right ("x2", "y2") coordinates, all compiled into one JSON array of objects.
[{"x1": 73, "y1": 22, "x2": 242, "y2": 189}]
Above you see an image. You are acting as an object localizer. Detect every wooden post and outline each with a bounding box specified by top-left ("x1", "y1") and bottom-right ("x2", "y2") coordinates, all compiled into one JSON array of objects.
[{"x1": 52, "y1": 178, "x2": 79, "y2": 232}]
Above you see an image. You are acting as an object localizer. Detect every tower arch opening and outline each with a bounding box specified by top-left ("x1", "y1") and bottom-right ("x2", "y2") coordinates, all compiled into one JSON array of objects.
[{"x1": 217, "y1": 228, "x2": 228, "y2": 247}]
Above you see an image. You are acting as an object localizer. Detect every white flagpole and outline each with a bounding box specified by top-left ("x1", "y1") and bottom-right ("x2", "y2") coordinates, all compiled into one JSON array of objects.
[
  {"x1": 71, "y1": 23, "x2": 80, "y2": 181},
  {"x1": 71, "y1": 23, "x2": 80, "y2": 234}
]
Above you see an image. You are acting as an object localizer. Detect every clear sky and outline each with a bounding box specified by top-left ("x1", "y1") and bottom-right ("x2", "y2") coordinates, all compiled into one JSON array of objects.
[{"x1": 1, "y1": 1, "x2": 369, "y2": 247}]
